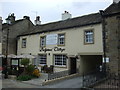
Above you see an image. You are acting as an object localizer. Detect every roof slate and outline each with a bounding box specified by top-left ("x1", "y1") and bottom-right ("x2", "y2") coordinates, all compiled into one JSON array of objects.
[
  {"x1": 19, "y1": 13, "x2": 102, "y2": 36},
  {"x1": 104, "y1": 2, "x2": 120, "y2": 15}
]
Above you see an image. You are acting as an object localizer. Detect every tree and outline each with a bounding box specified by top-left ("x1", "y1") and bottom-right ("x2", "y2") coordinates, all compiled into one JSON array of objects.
[{"x1": 21, "y1": 58, "x2": 30, "y2": 74}]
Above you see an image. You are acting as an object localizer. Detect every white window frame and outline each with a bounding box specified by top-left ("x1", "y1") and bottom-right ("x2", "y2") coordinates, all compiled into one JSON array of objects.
[
  {"x1": 58, "y1": 34, "x2": 65, "y2": 46},
  {"x1": 84, "y1": 30, "x2": 94, "y2": 44},
  {"x1": 54, "y1": 54, "x2": 66, "y2": 67},
  {"x1": 40, "y1": 36, "x2": 46, "y2": 47},
  {"x1": 22, "y1": 38, "x2": 26, "y2": 48},
  {"x1": 39, "y1": 54, "x2": 47, "y2": 65}
]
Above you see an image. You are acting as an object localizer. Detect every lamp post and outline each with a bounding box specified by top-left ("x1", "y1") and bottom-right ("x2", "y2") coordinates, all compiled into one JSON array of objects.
[{"x1": 4, "y1": 18, "x2": 11, "y2": 78}]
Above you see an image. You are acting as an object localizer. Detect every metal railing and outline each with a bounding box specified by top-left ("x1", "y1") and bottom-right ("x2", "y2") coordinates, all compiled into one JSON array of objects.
[
  {"x1": 82, "y1": 70, "x2": 120, "y2": 89},
  {"x1": 82, "y1": 70, "x2": 105, "y2": 88}
]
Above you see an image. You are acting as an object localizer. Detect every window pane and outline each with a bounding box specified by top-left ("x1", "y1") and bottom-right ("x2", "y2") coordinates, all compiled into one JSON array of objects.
[
  {"x1": 58, "y1": 34, "x2": 65, "y2": 45},
  {"x1": 22, "y1": 38, "x2": 26, "y2": 48},
  {"x1": 39, "y1": 55, "x2": 46, "y2": 64},
  {"x1": 40, "y1": 36, "x2": 46, "y2": 47},
  {"x1": 54, "y1": 55, "x2": 66, "y2": 66},
  {"x1": 85, "y1": 30, "x2": 93, "y2": 43}
]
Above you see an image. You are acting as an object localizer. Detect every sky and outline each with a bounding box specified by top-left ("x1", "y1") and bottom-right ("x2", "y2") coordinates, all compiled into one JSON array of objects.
[{"x1": 0, "y1": 0, "x2": 113, "y2": 24}]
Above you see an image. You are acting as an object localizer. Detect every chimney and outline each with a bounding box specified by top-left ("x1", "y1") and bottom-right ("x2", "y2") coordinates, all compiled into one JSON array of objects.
[
  {"x1": 113, "y1": 0, "x2": 120, "y2": 3},
  {"x1": 34, "y1": 16, "x2": 41, "y2": 25},
  {"x1": 6, "y1": 13, "x2": 15, "y2": 24},
  {"x1": 62, "y1": 11, "x2": 72, "y2": 20},
  {"x1": 23, "y1": 16, "x2": 30, "y2": 20}
]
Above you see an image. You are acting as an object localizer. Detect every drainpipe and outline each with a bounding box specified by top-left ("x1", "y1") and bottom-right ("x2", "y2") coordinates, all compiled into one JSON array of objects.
[{"x1": 99, "y1": 10, "x2": 106, "y2": 76}]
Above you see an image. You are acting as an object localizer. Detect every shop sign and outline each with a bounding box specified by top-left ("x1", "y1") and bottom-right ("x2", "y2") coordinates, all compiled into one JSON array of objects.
[
  {"x1": 40, "y1": 47, "x2": 65, "y2": 52},
  {"x1": 46, "y1": 34, "x2": 58, "y2": 45}
]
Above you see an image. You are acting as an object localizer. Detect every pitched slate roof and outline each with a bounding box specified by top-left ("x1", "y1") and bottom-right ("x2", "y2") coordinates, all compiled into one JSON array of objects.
[
  {"x1": 2, "y1": 19, "x2": 25, "y2": 29},
  {"x1": 104, "y1": 2, "x2": 120, "y2": 15},
  {"x1": 19, "y1": 12, "x2": 102, "y2": 36}
]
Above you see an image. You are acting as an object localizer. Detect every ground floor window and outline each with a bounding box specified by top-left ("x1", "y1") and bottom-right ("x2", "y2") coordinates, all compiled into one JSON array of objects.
[
  {"x1": 39, "y1": 54, "x2": 47, "y2": 65},
  {"x1": 54, "y1": 54, "x2": 66, "y2": 66}
]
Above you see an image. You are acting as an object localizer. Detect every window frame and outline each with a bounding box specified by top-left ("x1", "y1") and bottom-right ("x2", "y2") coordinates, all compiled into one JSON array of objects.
[
  {"x1": 57, "y1": 33, "x2": 65, "y2": 46},
  {"x1": 40, "y1": 36, "x2": 46, "y2": 47},
  {"x1": 54, "y1": 54, "x2": 67, "y2": 67},
  {"x1": 22, "y1": 38, "x2": 27, "y2": 48},
  {"x1": 39, "y1": 54, "x2": 47, "y2": 65},
  {"x1": 84, "y1": 29, "x2": 94, "y2": 44}
]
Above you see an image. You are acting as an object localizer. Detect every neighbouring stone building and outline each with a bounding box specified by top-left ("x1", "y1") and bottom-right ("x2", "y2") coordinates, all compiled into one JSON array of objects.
[
  {"x1": 101, "y1": 1, "x2": 120, "y2": 75},
  {"x1": 1, "y1": 14, "x2": 34, "y2": 55}
]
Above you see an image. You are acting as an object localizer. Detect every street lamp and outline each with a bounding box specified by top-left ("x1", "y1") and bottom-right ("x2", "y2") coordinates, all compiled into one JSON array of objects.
[{"x1": 4, "y1": 17, "x2": 11, "y2": 78}]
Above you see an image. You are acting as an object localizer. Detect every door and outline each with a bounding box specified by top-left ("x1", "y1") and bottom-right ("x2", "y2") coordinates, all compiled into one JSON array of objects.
[{"x1": 70, "y1": 57, "x2": 77, "y2": 74}]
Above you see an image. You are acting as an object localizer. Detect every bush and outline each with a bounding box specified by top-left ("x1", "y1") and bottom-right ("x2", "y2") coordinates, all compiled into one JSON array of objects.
[
  {"x1": 21, "y1": 58, "x2": 30, "y2": 67},
  {"x1": 17, "y1": 75, "x2": 32, "y2": 81},
  {"x1": 26, "y1": 64, "x2": 35, "y2": 75},
  {"x1": 32, "y1": 69, "x2": 40, "y2": 77}
]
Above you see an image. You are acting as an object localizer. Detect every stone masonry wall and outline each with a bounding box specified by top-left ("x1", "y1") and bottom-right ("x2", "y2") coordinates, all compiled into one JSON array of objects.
[
  {"x1": 105, "y1": 15, "x2": 120, "y2": 75},
  {"x1": 2, "y1": 19, "x2": 33, "y2": 55}
]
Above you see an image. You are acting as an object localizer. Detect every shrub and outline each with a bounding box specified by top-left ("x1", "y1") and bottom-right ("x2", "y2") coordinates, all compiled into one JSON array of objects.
[
  {"x1": 26, "y1": 64, "x2": 35, "y2": 75},
  {"x1": 21, "y1": 58, "x2": 30, "y2": 67},
  {"x1": 17, "y1": 75, "x2": 32, "y2": 81},
  {"x1": 32, "y1": 69, "x2": 40, "y2": 77}
]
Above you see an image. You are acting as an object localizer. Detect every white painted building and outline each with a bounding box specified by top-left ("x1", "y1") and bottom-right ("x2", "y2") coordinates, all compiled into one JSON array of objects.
[{"x1": 17, "y1": 13, "x2": 103, "y2": 74}]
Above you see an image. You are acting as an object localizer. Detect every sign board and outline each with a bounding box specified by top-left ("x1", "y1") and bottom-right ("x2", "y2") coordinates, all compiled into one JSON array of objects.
[
  {"x1": 46, "y1": 34, "x2": 58, "y2": 45},
  {"x1": 103, "y1": 57, "x2": 109, "y2": 63},
  {"x1": 12, "y1": 60, "x2": 18, "y2": 65}
]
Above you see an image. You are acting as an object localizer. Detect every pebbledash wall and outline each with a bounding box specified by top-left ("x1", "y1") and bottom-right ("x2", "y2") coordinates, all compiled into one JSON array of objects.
[{"x1": 17, "y1": 16, "x2": 103, "y2": 73}]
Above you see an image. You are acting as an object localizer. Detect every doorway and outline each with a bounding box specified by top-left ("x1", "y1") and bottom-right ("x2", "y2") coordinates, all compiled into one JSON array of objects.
[{"x1": 70, "y1": 57, "x2": 77, "y2": 74}]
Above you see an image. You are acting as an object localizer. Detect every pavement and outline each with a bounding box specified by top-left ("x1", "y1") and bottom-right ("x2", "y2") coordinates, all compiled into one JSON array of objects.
[{"x1": 1, "y1": 73, "x2": 83, "y2": 88}]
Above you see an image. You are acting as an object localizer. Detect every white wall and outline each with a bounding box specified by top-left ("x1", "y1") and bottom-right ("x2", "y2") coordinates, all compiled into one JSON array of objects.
[{"x1": 17, "y1": 23, "x2": 103, "y2": 72}]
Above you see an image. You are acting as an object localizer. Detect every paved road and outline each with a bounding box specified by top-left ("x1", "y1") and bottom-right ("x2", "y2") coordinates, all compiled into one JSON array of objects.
[{"x1": 2, "y1": 76, "x2": 83, "y2": 88}]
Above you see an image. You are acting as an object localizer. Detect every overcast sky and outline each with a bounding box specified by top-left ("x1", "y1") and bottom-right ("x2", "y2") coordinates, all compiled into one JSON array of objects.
[{"x1": 0, "y1": 0, "x2": 112, "y2": 24}]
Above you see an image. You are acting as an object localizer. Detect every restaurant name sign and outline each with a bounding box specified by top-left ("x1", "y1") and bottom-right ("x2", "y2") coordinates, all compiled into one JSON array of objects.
[{"x1": 40, "y1": 47, "x2": 65, "y2": 52}]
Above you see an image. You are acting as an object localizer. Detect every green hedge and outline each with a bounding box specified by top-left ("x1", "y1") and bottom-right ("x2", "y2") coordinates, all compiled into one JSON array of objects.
[{"x1": 17, "y1": 75, "x2": 32, "y2": 81}]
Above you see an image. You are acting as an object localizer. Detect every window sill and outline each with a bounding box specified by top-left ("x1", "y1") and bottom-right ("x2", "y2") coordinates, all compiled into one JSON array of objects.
[{"x1": 54, "y1": 65, "x2": 67, "y2": 68}]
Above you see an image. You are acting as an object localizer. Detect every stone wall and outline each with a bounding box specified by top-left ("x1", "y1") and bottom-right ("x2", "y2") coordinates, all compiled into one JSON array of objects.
[
  {"x1": 105, "y1": 15, "x2": 120, "y2": 75},
  {"x1": 2, "y1": 19, "x2": 34, "y2": 55}
]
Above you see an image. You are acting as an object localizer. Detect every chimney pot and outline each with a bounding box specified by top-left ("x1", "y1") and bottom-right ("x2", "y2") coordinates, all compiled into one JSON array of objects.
[
  {"x1": 23, "y1": 16, "x2": 30, "y2": 20},
  {"x1": 62, "y1": 11, "x2": 72, "y2": 20},
  {"x1": 113, "y1": 0, "x2": 120, "y2": 3},
  {"x1": 34, "y1": 16, "x2": 41, "y2": 25}
]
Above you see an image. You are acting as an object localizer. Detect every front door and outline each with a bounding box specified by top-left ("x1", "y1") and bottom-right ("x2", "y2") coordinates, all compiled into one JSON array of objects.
[{"x1": 70, "y1": 57, "x2": 77, "y2": 74}]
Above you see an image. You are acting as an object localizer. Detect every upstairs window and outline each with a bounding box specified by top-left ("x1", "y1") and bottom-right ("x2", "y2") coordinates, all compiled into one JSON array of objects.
[
  {"x1": 84, "y1": 30, "x2": 94, "y2": 44},
  {"x1": 58, "y1": 34, "x2": 65, "y2": 46},
  {"x1": 22, "y1": 38, "x2": 26, "y2": 48},
  {"x1": 40, "y1": 36, "x2": 46, "y2": 47}
]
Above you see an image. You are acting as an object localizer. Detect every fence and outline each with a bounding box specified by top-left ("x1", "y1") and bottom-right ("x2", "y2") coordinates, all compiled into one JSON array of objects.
[
  {"x1": 82, "y1": 70, "x2": 120, "y2": 89},
  {"x1": 48, "y1": 70, "x2": 70, "y2": 80},
  {"x1": 82, "y1": 70, "x2": 105, "y2": 88},
  {"x1": 93, "y1": 73, "x2": 120, "y2": 88}
]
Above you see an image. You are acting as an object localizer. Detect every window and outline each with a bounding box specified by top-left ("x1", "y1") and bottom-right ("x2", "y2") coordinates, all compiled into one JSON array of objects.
[
  {"x1": 84, "y1": 30, "x2": 94, "y2": 44},
  {"x1": 54, "y1": 55, "x2": 66, "y2": 66},
  {"x1": 39, "y1": 54, "x2": 47, "y2": 65},
  {"x1": 58, "y1": 34, "x2": 65, "y2": 45},
  {"x1": 40, "y1": 36, "x2": 46, "y2": 47},
  {"x1": 22, "y1": 38, "x2": 26, "y2": 48}
]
